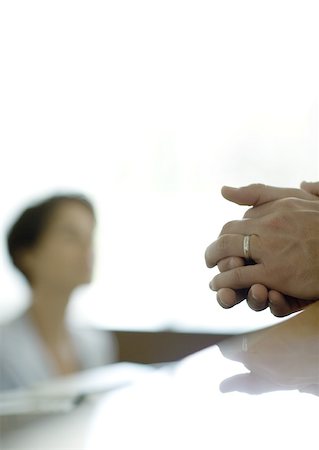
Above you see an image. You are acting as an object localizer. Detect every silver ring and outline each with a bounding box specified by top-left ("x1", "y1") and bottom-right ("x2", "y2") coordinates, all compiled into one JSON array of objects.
[
  {"x1": 243, "y1": 235, "x2": 251, "y2": 260},
  {"x1": 242, "y1": 336, "x2": 248, "y2": 352}
]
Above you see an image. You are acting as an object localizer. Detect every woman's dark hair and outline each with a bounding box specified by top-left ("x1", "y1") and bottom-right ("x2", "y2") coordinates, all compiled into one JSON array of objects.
[{"x1": 7, "y1": 194, "x2": 95, "y2": 282}]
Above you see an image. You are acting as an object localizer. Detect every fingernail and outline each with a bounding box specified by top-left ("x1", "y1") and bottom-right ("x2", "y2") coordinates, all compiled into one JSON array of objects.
[
  {"x1": 222, "y1": 185, "x2": 237, "y2": 190},
  {"x1": 217, "y1": 294, "x2": 228, "y2": 308},
  {"x1": 209, "y1": 280, "x2": 216, "y2": 291},
  {"x1": 251, "y1": 286, "x2": 258, "y2": 301}
]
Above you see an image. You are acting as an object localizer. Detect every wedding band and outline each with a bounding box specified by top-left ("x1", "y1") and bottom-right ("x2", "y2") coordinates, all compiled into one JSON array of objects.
[
  {"x1": 242, "y1": 336, "x2": 248, "y2": 352},
  {"x1": 243, "y1": 235, "x2": 251, "y2": 260}
]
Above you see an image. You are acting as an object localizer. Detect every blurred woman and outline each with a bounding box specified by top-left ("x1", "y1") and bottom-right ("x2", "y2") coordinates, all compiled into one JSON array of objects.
[{"x1": 0, "y1": 194, "x2": 117, "y2": 390}]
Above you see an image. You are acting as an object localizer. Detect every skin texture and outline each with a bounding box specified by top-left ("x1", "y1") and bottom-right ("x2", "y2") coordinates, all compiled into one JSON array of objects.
[{"x1": 205, "y1": 181, "x2": 319, "y2": 317}]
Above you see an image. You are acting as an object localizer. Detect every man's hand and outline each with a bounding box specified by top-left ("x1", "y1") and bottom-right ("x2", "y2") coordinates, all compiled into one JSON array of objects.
[
  {"x1": 221, "y1": 181, "x2": 319, "y2": 209},
  {"x1": 206, "y1": 181, "x2": 319, "y2": 316},
  {"x1": 215, "y1": 257, "x2": 316, "y2": 316},
  {"x1": 206, "y1": 204, "x2": 319, "y2": 298}
]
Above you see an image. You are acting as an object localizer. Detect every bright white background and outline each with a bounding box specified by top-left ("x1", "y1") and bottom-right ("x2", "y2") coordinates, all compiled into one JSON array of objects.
[{"x1": 1, "y1": 0, "x2": 318, "y2": 333}]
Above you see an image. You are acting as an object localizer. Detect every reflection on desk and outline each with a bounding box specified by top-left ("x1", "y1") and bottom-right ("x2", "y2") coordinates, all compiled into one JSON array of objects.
[{"x1": 2, "y1": 303, "x2": 318, "y2": 450}]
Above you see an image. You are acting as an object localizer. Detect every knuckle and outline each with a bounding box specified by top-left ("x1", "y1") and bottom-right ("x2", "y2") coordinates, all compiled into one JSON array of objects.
[
  {"x1": 217, "y1": 259, "x2": 227, "y2": 272},
  {"x1": 218, "y1": 256, "x2": 243, "y2": 272},
  {"x1": 221, "y1": 219, "x2": 244, "y2": 235},
  {"x1": 229, "y1": 256, "x2": 245, "y2": 268},
  {"x1": 250, "y1": 183, "x2": 266, "y2": 191},
  {"x1": 217, "y1": 235, "x2": 229, "y2": 253},
  {"x1": 277, "y1": 197, "x2": 299, "y2": 210},
  {"x1": 267, "y1": 211, "x2": 290, "y2": 230},
  {"x1": 233, "y1": 267, "x2": 244, "y2": 285},
  {"x1": 243, "y1": 207, "x2": 254, "y2": 219},
  {"x1": 220, "y1": 220, "x2": 235, "y2": 235}
]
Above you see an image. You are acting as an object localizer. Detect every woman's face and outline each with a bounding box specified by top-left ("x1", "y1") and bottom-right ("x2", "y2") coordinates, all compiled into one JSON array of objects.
[{"x1": 25, "y1": 201, "x2": 96, "y2": 290}]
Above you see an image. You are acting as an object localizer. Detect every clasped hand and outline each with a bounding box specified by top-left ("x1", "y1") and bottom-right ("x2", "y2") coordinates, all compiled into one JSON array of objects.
[{"x1": 205, "y1": 181, "x2": 319, "y2": 316}]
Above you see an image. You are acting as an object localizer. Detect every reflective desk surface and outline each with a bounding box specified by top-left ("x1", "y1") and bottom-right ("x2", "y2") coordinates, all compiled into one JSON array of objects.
[{"x1": 1, "y1": 303, "x2": 318, "y2": 450}]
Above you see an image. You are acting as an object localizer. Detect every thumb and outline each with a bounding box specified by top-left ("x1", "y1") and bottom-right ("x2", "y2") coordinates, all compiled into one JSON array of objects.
[
  {"x1": 221, "y1": 183, "x2": 315, "y2": 207},
  {"x1": 300, "y1": 181, "x2": 319, "y2": 198}
]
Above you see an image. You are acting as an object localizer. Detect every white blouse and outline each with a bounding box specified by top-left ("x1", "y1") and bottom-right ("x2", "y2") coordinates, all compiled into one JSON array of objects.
[{"x1": 0, "y1": 311, "x2": 118, "y2": 391}]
